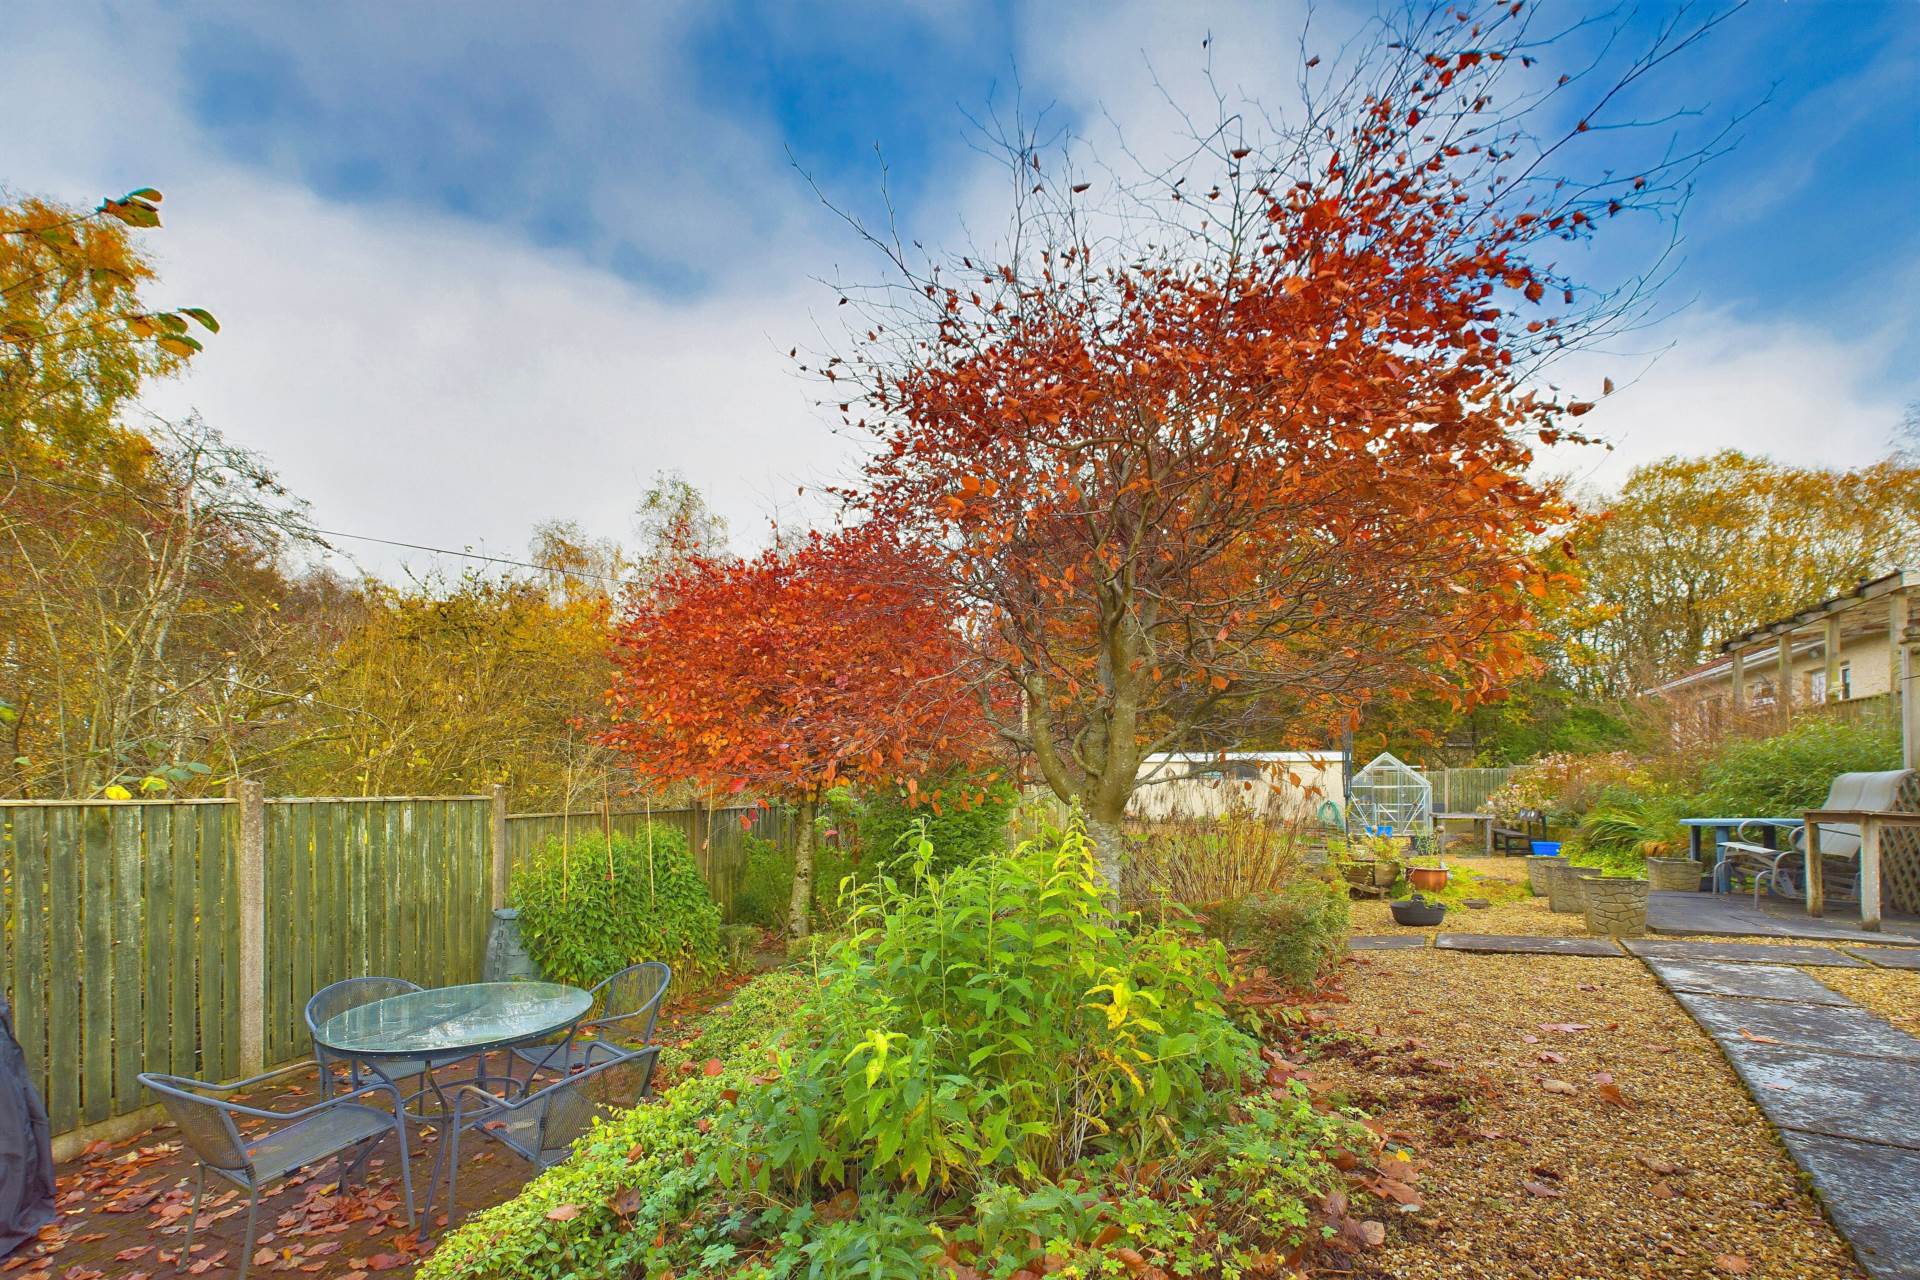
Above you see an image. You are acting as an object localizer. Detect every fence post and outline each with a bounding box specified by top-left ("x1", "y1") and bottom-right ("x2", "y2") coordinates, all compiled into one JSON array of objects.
[
  {"x1": 234, "y1": 780, "x2": 266, "y2": 1078},
  {"x1": 490, "y1": 785, "x2": 510, "y2": 909}
]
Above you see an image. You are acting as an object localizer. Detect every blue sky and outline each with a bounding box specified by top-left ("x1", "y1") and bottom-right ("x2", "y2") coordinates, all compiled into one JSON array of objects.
[{"x1": 3, "y1": 1, "x2": 1916, "y2": 572}]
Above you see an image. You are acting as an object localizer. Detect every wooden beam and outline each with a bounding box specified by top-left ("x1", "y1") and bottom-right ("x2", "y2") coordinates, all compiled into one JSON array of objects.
[
  {"x1": 1899, "y1": 592, "x2": 1919, "y2": 771},
  {"x1": 1731, "y1": 649, "x2": 1746, "y2": 709},
  {"x1": 1824, "y1": 616, "x2": 1842, "y2": 702},
  {"x1": 1776, "y1": 632, "x2": 1794, "y2": 724}
]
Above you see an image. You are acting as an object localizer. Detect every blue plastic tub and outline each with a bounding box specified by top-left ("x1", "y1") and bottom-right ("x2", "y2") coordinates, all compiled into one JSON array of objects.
[{"x1": 1530, "y1": 840, "x2": 1562, "y2": 857}]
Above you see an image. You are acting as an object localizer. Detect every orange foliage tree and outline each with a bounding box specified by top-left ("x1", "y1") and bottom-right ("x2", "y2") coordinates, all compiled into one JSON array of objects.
[
  {"x1": 603, "y1": 524, "x2": 989, "y2": 936},
  {"x1": 822, "y1": 2, "x2": 1730, "y2": 883}
]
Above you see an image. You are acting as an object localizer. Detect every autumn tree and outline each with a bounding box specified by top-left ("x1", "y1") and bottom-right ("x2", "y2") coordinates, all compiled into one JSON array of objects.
[
  {"x1": 2, "y1": 188, "x2": 216, "y2": 461},
  {"x1": 603, "y1": 525, "x2": 990, "y2": 937},
  {"x1": 819, "y1": 2, "x2": 1734, "y2": 883},
  {"x1": 1561, "y1": 450, "x2": 1920, "y2": 696}
]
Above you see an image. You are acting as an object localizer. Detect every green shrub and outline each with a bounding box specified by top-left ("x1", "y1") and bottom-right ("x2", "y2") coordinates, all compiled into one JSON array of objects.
[
  {"x1": 509, "y1": 826, "x2": 721, "y2": 987},
  {"x1": 855, "y1": 770, "x2": 1016, "y2": 878},
  {"x1": 429, "y1": 825, "x2": 1361, "y2": 1280},
  {"x1": 1239, "y1": 877, "x2": 1351, "y2": 990},
  {"x1": 734, "y1": 833, "x2": 792, "y2": 929},
  {"x1": 1699, "y1": 715, "x2": 1901, "y2": 816}
]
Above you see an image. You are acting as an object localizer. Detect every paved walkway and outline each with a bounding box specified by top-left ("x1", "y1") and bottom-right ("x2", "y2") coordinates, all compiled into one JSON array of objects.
[
  {"x1": 1348, "y1": 932, "x2": 1920, "y2": 1278},
  {"x1": 1648, "y1": 891, "x2": 1920, "y2": 945}
]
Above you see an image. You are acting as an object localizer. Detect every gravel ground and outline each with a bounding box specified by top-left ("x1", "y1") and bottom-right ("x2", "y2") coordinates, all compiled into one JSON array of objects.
[
  {"x1": 1311, "y1": 948, "x2": 1866, "y2": 1280},
  {"x1": 1813, "y1": 965, "x2": 1920, "y2": 1038}
]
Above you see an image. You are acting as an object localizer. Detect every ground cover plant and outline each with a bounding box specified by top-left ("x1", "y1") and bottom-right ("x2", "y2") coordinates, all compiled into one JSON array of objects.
[
  {"x1": 426, "y1": 819, "x2": 1365, "y2": 1279},
  {"x1": 510, "y1": 825, "x2": 722, "y2": 986}
]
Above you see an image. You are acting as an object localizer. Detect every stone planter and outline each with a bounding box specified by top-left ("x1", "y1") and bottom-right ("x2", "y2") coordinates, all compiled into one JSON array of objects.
[
  {"x1": 1583, "y1": 876, "x2": 1650, "y2": 936},
  {"x1": 1544, "y1": 862, "x2": 1604, "y2": 914},
  {"x1": 1526, "y1": 855, "x2": 1559, "y2": 896},
  {"x1": 1645, "y1": 857, "x2": 1702, "y2": 894},
  {"x1": 482, "y1": 907, "x2": 542, "y2": 982}
]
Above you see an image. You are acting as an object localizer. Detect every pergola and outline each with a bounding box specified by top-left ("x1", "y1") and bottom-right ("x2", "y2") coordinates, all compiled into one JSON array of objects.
[{"x1": 1716, "y1": 568, "x2": 1920, "y2": 770}]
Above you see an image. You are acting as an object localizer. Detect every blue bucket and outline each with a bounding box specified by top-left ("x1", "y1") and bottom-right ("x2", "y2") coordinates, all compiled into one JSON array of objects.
[{"x1": 1530, "y1": 840, "x2": 1562, "y2": 857}]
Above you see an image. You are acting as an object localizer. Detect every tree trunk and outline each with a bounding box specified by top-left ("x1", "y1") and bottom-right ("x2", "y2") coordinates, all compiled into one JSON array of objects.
[
  {"x1": 1084, "y1": 806, "x2": 1127, "y2": 902},
  {"x1": 786, "y1": 796, "x2": 818, "y2": 939}
]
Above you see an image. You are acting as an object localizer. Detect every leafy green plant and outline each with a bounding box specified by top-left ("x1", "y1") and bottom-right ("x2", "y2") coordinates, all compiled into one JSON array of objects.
[
  {"x1": 1237, "y1": 877, "x2": 1351, "y2": 991},
  {"x1": 721, "y1": 819, "x2": 1262, "y2": 1197},
  {"x1": 854, "y1": 768, "x2": 1017, "y2": 878},
  {"x1": 509, "y1": 825, "x2": 721, "y2": 986},
  {"x1": 1699, "y1": 715, "x2": 1901, "y2": 816},
  {"x1": 734, "y1": 833, "x2": 793, "y2": 929}
]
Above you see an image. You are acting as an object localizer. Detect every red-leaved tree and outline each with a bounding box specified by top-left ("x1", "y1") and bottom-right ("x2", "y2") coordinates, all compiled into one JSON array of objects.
[
  {"x1": 817, "y1": 2, "x2": 1735, "y2": 885},
  {"x1": 603, "y1": 524, "x2": 989, "y2": 936}
]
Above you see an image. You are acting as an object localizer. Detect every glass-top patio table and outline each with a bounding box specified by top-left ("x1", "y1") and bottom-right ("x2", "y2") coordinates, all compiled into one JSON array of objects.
[
  {"x1": 1680, "y1": 817, "x2": 1803, "y2": 892},
  {"x1": 313, "y1": 981, "x2": 593, "y2": 1117}
]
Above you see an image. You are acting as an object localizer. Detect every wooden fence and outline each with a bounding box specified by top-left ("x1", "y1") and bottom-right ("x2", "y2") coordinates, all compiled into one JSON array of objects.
[
  {"x1": 1, "y1": 789, "x2": 792, "y2": 1152},
  {"x1": 1432, "y1": 767, "x2": 1517, "y2": 814},
  {"x1": 504, "y1": 803, "x2": 797, "y2": 921}
]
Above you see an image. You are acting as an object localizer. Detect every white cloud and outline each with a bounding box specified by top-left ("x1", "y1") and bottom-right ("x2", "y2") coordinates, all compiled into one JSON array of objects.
[{"x1": 1540, "y1": 310, "x2": 1908, "y2": 493}]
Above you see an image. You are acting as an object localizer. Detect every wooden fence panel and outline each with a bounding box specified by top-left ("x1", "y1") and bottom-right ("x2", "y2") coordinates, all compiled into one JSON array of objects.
[
  {"x1": 260, "y1": 798, "x2": 492, "y2": 1065},
  {"x1": 5, "y1": 791, "x2": 784, "y2": 1142},
  {"x1": 503, "y1": 804, "x2": 780, "y2": 923},
  {"x1": 0, "y1": 799, "x2": 238, "y2": 1137}
]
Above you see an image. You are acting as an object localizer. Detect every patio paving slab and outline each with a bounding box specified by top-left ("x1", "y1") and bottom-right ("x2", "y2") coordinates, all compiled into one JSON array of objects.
[
  {"x1": 1348, "y1": 935, "x2": 1427, "y2": 951},
  {"x1": 1648, "y1": 891, "x2": 1920, "y2": 945},
  {"x1": 1433, "y1": 933, "x2": 1623, "y2": 957},
  {"x1": 1845, "y1": 947, "x2": 1920, "y2": 971},
  {"x1": 1642, "y1": 956, "x2": 1854, "y2": 1004},
  {"x1": 1713, "y1": 1040, "x2": 1920, "y2": 1152},
  {"x1": 1623, "y1": 938, "x2": 1865, "y2": 967},
  {"x1": 1777, "y1": 1130, "x2": 1920, "y2": 1280},
  {"x1": 1669, "y1": 989, "x2": 1920, "y2": 1061}
]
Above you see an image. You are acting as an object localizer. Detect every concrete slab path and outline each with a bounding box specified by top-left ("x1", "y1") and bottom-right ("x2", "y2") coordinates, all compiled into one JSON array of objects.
[{"x1": 1432, "y1": 933, "x2": 1624, "y2": 956}]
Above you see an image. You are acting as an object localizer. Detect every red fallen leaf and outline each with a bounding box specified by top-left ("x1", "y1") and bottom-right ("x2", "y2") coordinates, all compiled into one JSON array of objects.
[
  {"x1": 1339, "y1": 1217, "x2": 1386, "y2": 1247},
  {"x1": 1539, "y1": 1022, "x2": 1590, "y2": 1034},
  {"x1": 113, "y1": 1248, "x2": 152, "y2": 1262},
  {"x1": 702, "y1": 1058, "x2": 724, "y2": 1077},
  {"x1": 1714, "y1": 1255, "x2": 1751, "y2": 1274},
  {"x1": 543, "y1": 1204, "x2": 582, "y2": 1222},
  {"x1": 1737, "y1": 1029, "x2": 1781, "y2": 1045},
  {"x1": 817, "y1": 1188, "x2": 859, "y2": 1222},
  {"x1": 1113, "y1": 1247, "x2": 1146, "y2": 1272},
  {"x1": 1596, "y1": 1082, "x2": 1630, "y2": 1107},
  {"x1": 1523, "y1": 1180, "x2": 1565, "y2": 1199},
  {"x1": 1638, "y1": 1156, "x2": 1681, "y2": 1175},
  {"x1": 607, "y1": 1186, "x2": 643, "y2": 1218},
  {"x1": 1536, "y1": 1051, "x2": 1566, "y2": 1064}
]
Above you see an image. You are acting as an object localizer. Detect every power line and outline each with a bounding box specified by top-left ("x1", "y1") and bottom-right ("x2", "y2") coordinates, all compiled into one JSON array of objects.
[{"x1": 5, "y1": 468, "x2": 631, "y2": 585}]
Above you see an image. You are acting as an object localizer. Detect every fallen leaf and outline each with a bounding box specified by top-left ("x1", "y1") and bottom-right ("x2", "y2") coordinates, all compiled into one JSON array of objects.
[
  {"x1": 1539, "y1": 1078, "x2": 1578, "y2": 1095},
  {"x1": 544, "y1": 1204, "x2": 581, "y2": 1222},
  {"x1": 1737, "y1": 1029, "x2": 1781, "y2": 1045},
  {"x1": 1714, "y1": 1255, "x2": 1751, "y2": 1274},
  {"x1": 1523, "y1": 1180, "x2": 1565, "y2": 1199}
]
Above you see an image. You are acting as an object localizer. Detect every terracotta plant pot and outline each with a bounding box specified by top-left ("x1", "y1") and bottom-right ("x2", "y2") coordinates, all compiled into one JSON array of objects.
[
  {"x1": 1409, "y1": 866, "x2": 1450, "y2": 893},
  {"x1": 1645, "y1": 857, "x2": 1701, "y2": 893},
  {"x1": 1525, "y1": 855, "x2": 1559, "y2": 896},
  {"x1": 1584, "y1": 876, "x2": 1650, "y2": 936}
]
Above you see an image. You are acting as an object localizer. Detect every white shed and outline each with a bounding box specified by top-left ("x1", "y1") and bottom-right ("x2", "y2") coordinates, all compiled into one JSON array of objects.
[{"x1": 1128, "y1": 751, "x2": 1345, "y2": 823}]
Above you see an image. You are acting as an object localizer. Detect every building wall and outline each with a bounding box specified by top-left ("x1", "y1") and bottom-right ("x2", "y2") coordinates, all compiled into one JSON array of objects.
[
  {"x1": 1689, "y1": 632, "x2": 1896, "y2": 709},
  {"x1": 1128, "y1": 753, "x2": 1344, "y2": 823}
]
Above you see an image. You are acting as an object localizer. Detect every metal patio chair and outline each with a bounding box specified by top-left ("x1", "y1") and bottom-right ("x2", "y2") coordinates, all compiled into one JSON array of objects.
[
  {"x1": 139, "y1": 1063, "x2": 415, "y2": 1280},
  {"x1": 430, "y1": 1045, "x2": 660, "y2": 1222},
  {"x1": 510, "y1": 961, "x2": 670, "y2": 1080},
  {"x1": 1720, "y1": 771, "x2": 1914, "y2": 904},
  {"x1": 306, "y1": 976, "x2": 429, "y2": 1098}
]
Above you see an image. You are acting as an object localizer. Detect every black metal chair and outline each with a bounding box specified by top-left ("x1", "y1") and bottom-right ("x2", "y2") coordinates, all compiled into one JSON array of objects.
[
  {"x1": 429, "y1": 1046, "x2": 659, "y2": 1222},
  {"x1": 510, "y1": 961, "x2": 670, "y2": 1080},
  {"x1": 139, "y1": 1063, "x2": 415, "y2": 1280}
]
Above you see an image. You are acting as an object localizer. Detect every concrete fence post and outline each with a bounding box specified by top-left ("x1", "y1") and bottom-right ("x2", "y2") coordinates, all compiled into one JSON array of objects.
[
  {"x1": 234, "y1": 780, "x2": 266, "y2": 1077},
  {"x1": 491, "y1": 784, "x2": 510, "y2": 909}
]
